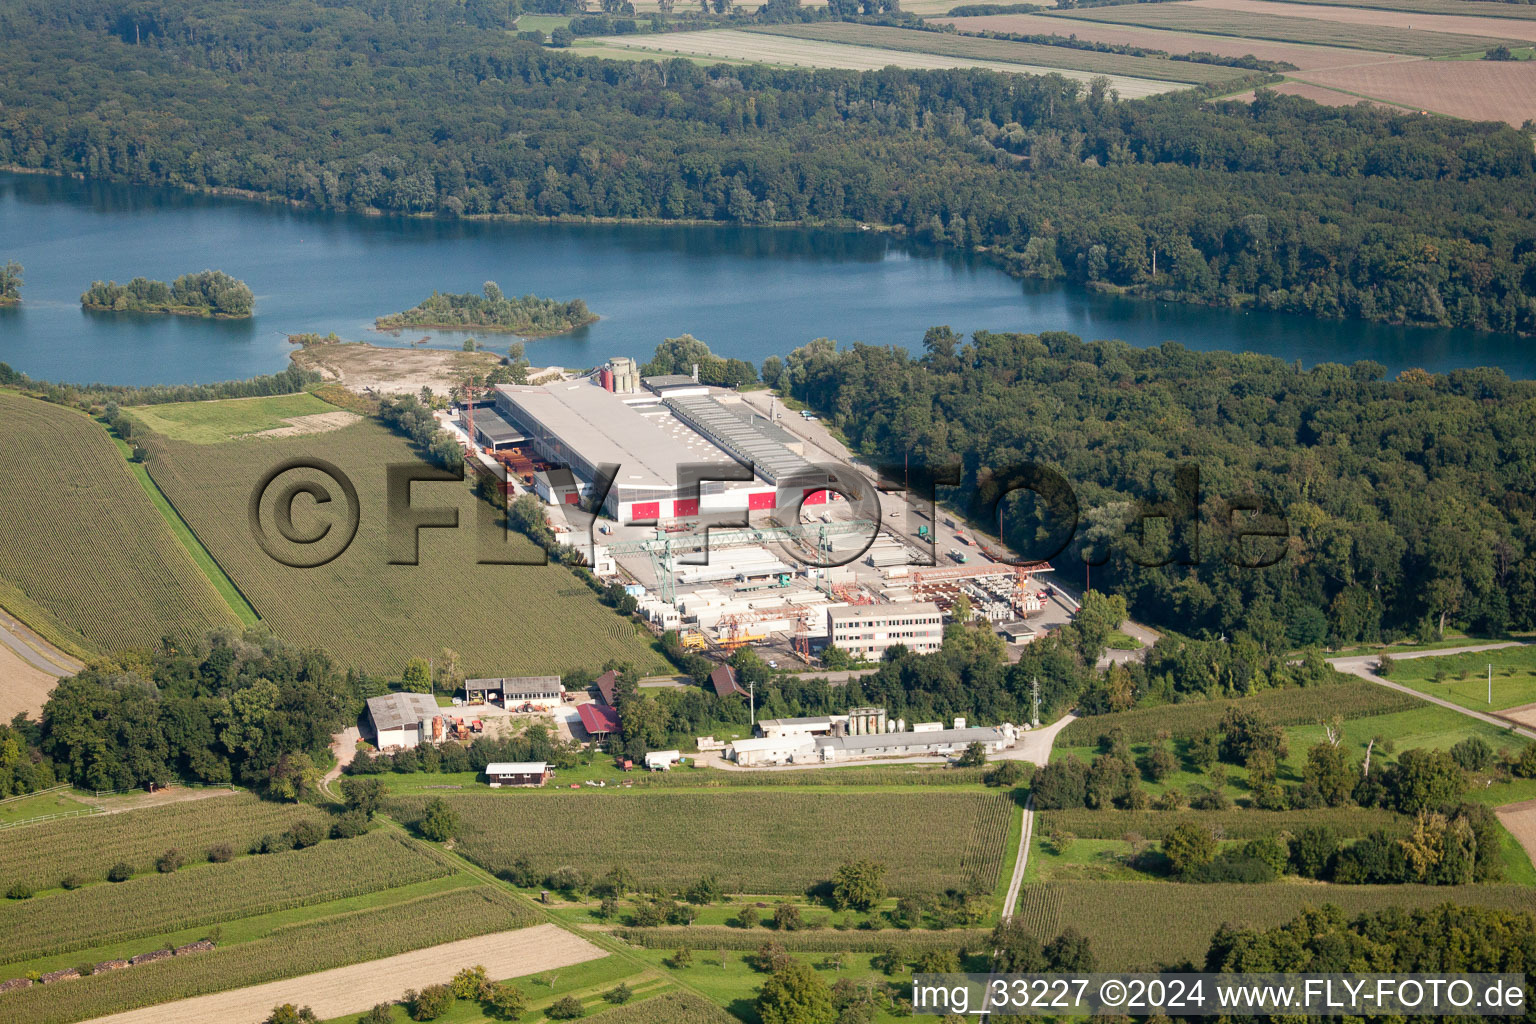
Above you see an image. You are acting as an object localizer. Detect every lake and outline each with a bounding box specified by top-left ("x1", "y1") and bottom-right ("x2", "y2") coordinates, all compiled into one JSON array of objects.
[{"x1": 2, "y1": 171, "x2": 1532, "y2": 386}]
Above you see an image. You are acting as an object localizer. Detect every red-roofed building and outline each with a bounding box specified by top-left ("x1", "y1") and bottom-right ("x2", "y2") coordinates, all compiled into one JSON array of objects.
[
  {"x1": 577, "y1": 702, "x2": 622, "y2": 740},
  {"x1": 594, "y1": 670, "x2": 618, "y2": 706},
  {"x1": 709, "y1": 665, "x2": 744, "y2": 698}
]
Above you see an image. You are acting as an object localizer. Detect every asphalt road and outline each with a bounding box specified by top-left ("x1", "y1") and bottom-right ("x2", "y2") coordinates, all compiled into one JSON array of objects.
[{"x1": 1328, "y1": 642, "x2": 1536, "y2": 742}]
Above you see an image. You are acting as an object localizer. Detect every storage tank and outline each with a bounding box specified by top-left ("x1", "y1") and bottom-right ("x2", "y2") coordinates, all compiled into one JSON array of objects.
[{"x1": 600, "y1": 367, "x2": 614, "y2": 392}]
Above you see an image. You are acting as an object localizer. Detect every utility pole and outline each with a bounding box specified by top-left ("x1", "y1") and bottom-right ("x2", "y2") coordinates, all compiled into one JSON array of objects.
[
  {"x1": 1031, "y1": 675, "x2": 1040, "y2": 729},
  {"x1": 1489, "y1": 663, "x2": 1493, "y2": 706},
  {"x1": 749, "y1": 681, "x2": 756, "y2": 728}
]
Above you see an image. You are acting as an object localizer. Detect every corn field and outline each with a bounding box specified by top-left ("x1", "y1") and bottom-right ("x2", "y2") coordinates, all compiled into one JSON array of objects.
[
  {"x1": 0, "y1": 794, "x2": 327, "y2": 891},
  {"x1": 1036, "y1": 807, "x2": 1406, "y2": 841},
  {"x1": 1, "y1": 830, "x2": 450, "y2": 964},
  {"x1": 398, "y1": 790, "x2": 1015, "y2": 895},
  {"x1": 143, "y1": 419, "x2": 670, "y2": 677},
  {"x1": 5, "y1": 886, "x2": 534, "y2": 1024},
  {"x1": 0, "y1": 394, "x2": 237, "y2": 656}
]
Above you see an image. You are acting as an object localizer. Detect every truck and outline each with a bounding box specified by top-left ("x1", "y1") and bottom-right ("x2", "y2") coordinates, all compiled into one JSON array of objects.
[
  {"x1": 948, "y1": 549, "x2": 968, "y2": 564},
  {"x1": 917, "y1": 525, "x2": 930, "y2": 539}
]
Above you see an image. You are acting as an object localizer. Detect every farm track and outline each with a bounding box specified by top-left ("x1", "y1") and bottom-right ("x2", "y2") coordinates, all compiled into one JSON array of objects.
[
  {"x1": 1328, "y1": 643, "x2": 1536, "y2": 742},
  {"x1": 76, "y1": 925, "x2": 605, "y2": 1024}
]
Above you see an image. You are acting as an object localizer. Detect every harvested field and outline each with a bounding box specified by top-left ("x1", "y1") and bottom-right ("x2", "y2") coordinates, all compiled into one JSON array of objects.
[
  {"x1": 143, "y1": 419, "x2": 669, "y2": 677},
  {"x1": 0, "y1": 636, "x2": 60, "y2": 720},
  {"x1": 1298, "y1": 59, "x2": 1536, "y2": 125},
  {"x1": 1265, "y1": 0, "x2": 1536, "y2": 20},
  {"x1": 291, "y1": 341, "x2": 506, "y2": 399},
  {"x1": 1502, "y1": 702, "x2": 1536, "y2": 730},
  {"x1": 751, "y1": 22, "x2": 1249, "y2": 82},
  {"x1": 1018, "y1": 881, "x2": 1536, "y2": 969},
  {"x1": 244, "y1": 410, "x2": 360, "y2": 438},
  {"x1": 400, "y1": 790, "x2": 1016, "y2": 895},
  {"x1": 938, "y1": 12, "x2": 1414, "y2": 69},
  {"x1": 1495, "y1": 798, "x2": 1536, "y2": 871},
  {"x1": 1045, "y1": 2, "x2": 1521, "y2": 54},
  {"x1": 1227, "y1": 79, "x2": 1401, "y2": 109},
  {"x1": 75, "y1": 924, "x2": 603, "y2": 1024},
  {"x1": 0, "y1": 393, "x2": 238, "y2": 656},
  {"x1": 1190, "y1": 0, "x2": 1536, "y2": 43},
  {"x1": 593, "y1": 30, "x2": 1187, "y2": 96}
]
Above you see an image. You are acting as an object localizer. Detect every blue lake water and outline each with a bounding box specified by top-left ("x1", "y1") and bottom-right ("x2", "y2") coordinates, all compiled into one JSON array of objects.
[{"x1": 2, "y1": 171, "x2": 1532, "y2": 386}]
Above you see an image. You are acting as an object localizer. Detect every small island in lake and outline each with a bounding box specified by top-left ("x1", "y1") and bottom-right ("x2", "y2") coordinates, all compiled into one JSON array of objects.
[
  {"x1": 80, "y1": 269, "x2": 254, "y2": 318},
  {"x1": 376, "y1": 281, "x2": 597, "y2": 336},
  {"x1": 0, "y1": 260, "x2": 21, "y2": 307}
]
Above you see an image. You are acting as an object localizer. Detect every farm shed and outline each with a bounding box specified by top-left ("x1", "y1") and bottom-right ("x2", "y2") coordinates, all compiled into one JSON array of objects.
[
  {"x1": 594, "y1": 669, "x2": 619, "y2": 705},
  {"x1": 486, "y1": 761, "x2": 552, "y2": 787},
  {"x1": 577, "y1": 702, "x2": 622, "y2": 741},
  {"x1": 709, "y1": 664, "x2": 745, "y2": 698},
  {"x1": 727, "y1": 734, "x2": 817, "y2": 766},
  {"x1": 467, "y1": 676, "x2": 564, "y2": 709},
  {"x1": 366, "y1": 692, "x2": 442, "y2": 750}
]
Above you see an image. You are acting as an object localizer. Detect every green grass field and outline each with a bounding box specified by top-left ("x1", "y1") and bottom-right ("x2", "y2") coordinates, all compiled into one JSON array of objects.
[
  {"x1": 395, "y1": 790, "x2": 1014, "y2": 896},
  {"x1": 0, "y1": 790, "x2": 92, "y2": 826},
  {"x1": 142, "y1": 415, "x2": 670, "y2": 677},
  {"x1": 123, "y1": 391, "x2": 340, "y2": 444},
  {"x1": 749, "y1": 22, "x2": 1250, "y2": 83},
  {"x1": 1382, "y1": 645, "x2": 1536, "y2": 712},
  {"x1": 514, "y1": 13, "x2": 572, "y2": 33},
  {"x1": 0, "y1": 393, "x2": 239, "y2": 656},
  {"x1": 1041, "y1": 3, "x2": 1522, "y2": 54},
  {"x1": 1013, "y1": 880, "x2": 1536, "y2": 969}
]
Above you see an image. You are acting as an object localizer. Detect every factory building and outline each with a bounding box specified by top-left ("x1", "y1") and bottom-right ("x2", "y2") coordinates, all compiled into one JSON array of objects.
[
  {"x1": 366, "y1": 692, "x2": 445, "y2": 750},
  {"x1": 826, "y1": 601, "x2": 944, "y2": 658},
  {"x1": 726, "y1": 721, "x2": 1017, "y2": 766},
  {"x1": 464, "y1": 677, "x2": 565, "y2": 709}
]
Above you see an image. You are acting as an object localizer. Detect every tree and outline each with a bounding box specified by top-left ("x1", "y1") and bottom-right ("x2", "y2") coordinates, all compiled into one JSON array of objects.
[
  {"x1": 1146, "y1": 745, "x2": 1177, "y2": 782},
  {"x1": 549, "y1": 26, "x2": 574, "y2": 46},
  {"x1": 990, "y1": 918, "x2": 1044, "y2": 972},
  {"x1": 360, "y1": 1005, "x2": 394, "y2": 1024},
  {"x1": 409, "y1": 985, "x2": 455, "y2": 1020},
  {"x1": 985, "y1": 760, "x2": 1027, "y2": 787},
  {"x1": 605, "y1": 983, "x2": 634, "y2": 1004},
  {"x1": 1386, "y1": 747, "x2": 1465, "y2": 814},
  {"x1": 1289, "y1": 826, "x2": 1338, "y2": 879},
  {"x1": 1162, "y1": 822, "x2": 1217, "y2": 876},
  {"x1": 547, "y1": 995, "x2": 585, "y2": 1019},
  {"x1": 1303, "y1": 741, "x2": 1354, "y2": 807},
  {"x1": 266, "y1": 752, "x2": 318, "y2": 801},
  {"x1": 736, "y1": 905, "x2": 760, "y2": 928},
  {"x1": 670, "y1": 945, "x2": 693, "y2": 968},
  {"x1": 452, "y1": 965, "x2": 492, "y2": 1000},
  {"x1": 1073, "y1": 590, "x2": 1126, "y2": 663},
  {"x1": 264, "y1": 1006, "x2": 319, "y2": 1024},
  {"x1": 417, "y1": 797, "x2": 459, "y2": 842},
  {"x1": 341, "y1": 776, "x2": 386, "y2": 818},
  {"x1": 956, "y1": 741, "x2": 987, "y2": 767},
  {"x1": 756, "y1": 960, "x2": 836, "y2": 1024},
  {"x1": 488, "y1": 984, "x2": 527, "y2": 1020},
  {"x1": 402, "y1": 658, "x2": 433, "y2": 693},
  {"x1": 772, "y1": 902, "x2": 804, "y2": 931},
  {"x1": 0, "y1": 260, "x2": 21, "y2": 301},
  {"x1": 1451, "y1": 736, "x2": 1492, "y2": 772},
  {"x1": 831, "y1": 859, "x2": 887, "y2": 911}
]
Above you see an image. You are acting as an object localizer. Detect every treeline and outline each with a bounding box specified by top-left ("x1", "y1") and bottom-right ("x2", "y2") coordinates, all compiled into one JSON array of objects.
[
  {"x1": 376, "y1": 394, "x2": 465, "y2": 470},
  {"x1": 16, "y1": 629, "x2": 366, "y2": 796},
  {"x1": 785, "y1": 332, "x2": 1536, "y2": 642},
  {"x1": 0, "y1": 361, "x2": 320, "y2": 407},
  {"x1": 642, "y1": 334, "x2": 758, "y2": 388},
  {"x1": 80, "y1": 270, "x2": 254, "y2": 318},
  {"x1": 3, "y1": 0, "x2": 1535, "y2": 333},
  {"x1": 376, "y1": 282, "x2": 596, "y2": 335}
]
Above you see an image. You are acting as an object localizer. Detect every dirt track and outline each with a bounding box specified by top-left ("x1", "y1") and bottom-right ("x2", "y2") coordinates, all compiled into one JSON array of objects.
[
  {"x1": 0, "y1": 640, "x2": 59, "y2": 720},
  {"x1": 80, "y1": 924, "x2": 604, "y2": 1024}
]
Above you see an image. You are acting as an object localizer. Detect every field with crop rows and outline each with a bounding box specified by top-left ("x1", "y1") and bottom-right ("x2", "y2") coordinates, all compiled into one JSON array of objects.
[
  {"x1": 0, "y1": 393, "x2": 238, "y2": 656},
  {"x1": 585, "y1": 991, "x2": 743, "y2": 1024},
  {"x1": 1018, "y1": 881, "x2": 1536, "y2": 968},
  {"x1": 1293, "y1": 60, "x2": 1536, "y2": 126},
  {"x1": 750, "y1": 23, "x2": 1249, "y2": 83},
  {"x1": 1192, "y1": 0, "x2": 1536, "y2": 42},
  {"x1": 590, "y1": 30, "x2": 1186, "y2": 97},
  {"x1": 617, "y1": 925, "x2": 992, "y2": 952},
  {"x1": 1043, "y1": 2, "x2": 1521, "y2": 54},
  {"x1": 0, "y1": 794, "x2": 327, "y2": 891},
  {"x1": 1059, "y1": 679, "x2": 1417, "y2": 745},
  {"x1": 400, "y1": 791, "x2": 1014, "y2": 895},
  {"x1": 1, "y1": 830, "x2": 450, "y2": 964},
  {"x1": 1265, "y1": 0, "x2": 1536, "y2": 19},
  {"x1": 5, "y1": 886, "x2": 535, "y2": 1024},
  {"x1": 938, "y1": 12, "x2": 1413, "y2": 69},
  {"x1": 1035, "y1": 806, "x2": 1406, "y2": 841},
  {"x1": 143, "y1": 418, "x2": 669, "y2": 677}
]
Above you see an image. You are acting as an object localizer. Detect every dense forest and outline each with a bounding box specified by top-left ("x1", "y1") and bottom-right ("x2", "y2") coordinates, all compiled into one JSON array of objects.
[
  {"x1": 2, "y1": 0, "x2": 1534, "y2": 333},
  {"x1": 376, "y1": 282, "x2": 596, "y2": 334},
  {"x1": 783, "y1": 331, "x2": 1536, "y2": 643},
  {"x1": 79, "y1": 270, "x2": 254, "y2": 317}
]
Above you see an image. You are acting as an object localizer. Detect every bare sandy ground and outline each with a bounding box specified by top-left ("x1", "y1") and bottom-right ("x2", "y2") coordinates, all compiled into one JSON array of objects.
[
  {"x1": 245, "y1": 410, "x2": 361, "y2": 439},
  {"x1": 0, "y1": 640, "x2": 59, "y2": 719},
  {"x1": 1495, "y1": 798, "x2": 1536, "y2": 871},
  {"x1": 80, "y1": 924, "x2": 604, "y2": 1024},
  {"x1": 1500, "y1": 702, "x2": 1536, "y2": 729},
  {"x1": 292, "y1": 342, "x2": 505, "y2": 398},
  {"x1": 937, "y1": 12, "x2": 1412, "y2": 69},
  {"x1": 1187, "y1": 0, "x2": 1536, "y2": 43}
]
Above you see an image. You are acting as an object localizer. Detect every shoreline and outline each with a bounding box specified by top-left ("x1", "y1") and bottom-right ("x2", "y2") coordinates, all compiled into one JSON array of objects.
[
  {"x1": 373, "y1": 313, "x2": 600, "y2": 338},
  {"x1": 82, "y1": 302, "x2": 251, "y2": 320}
]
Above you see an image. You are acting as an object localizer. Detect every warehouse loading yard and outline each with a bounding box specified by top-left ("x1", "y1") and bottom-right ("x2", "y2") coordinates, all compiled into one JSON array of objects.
[{"x1": 430, "y1": 354, "x2": 1080, "y2": 764}]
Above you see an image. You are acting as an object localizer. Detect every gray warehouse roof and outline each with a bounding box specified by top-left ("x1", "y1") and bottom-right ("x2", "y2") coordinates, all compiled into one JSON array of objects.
[
  {"x1": 815, "y1": 725, "x2": 1008, "y2": 753},
  {"x1": 465, "y1": 676, "x2": 563, "y2": 694},
  {"x1": 467, "y1": 407, "x2": 526, "y2": 445},
  {"x1": 496, "y1": 383, "x2": 739, "y2": 489},
  {"x1": 642, "y1": 374, "x2": 702, "y2": 390},
  {"x1": 366, "y1": 692, "x2": 440, "y2": 732},
  {"x1": 664, "y1": 395, "x2": 820, "y2": 485}
]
